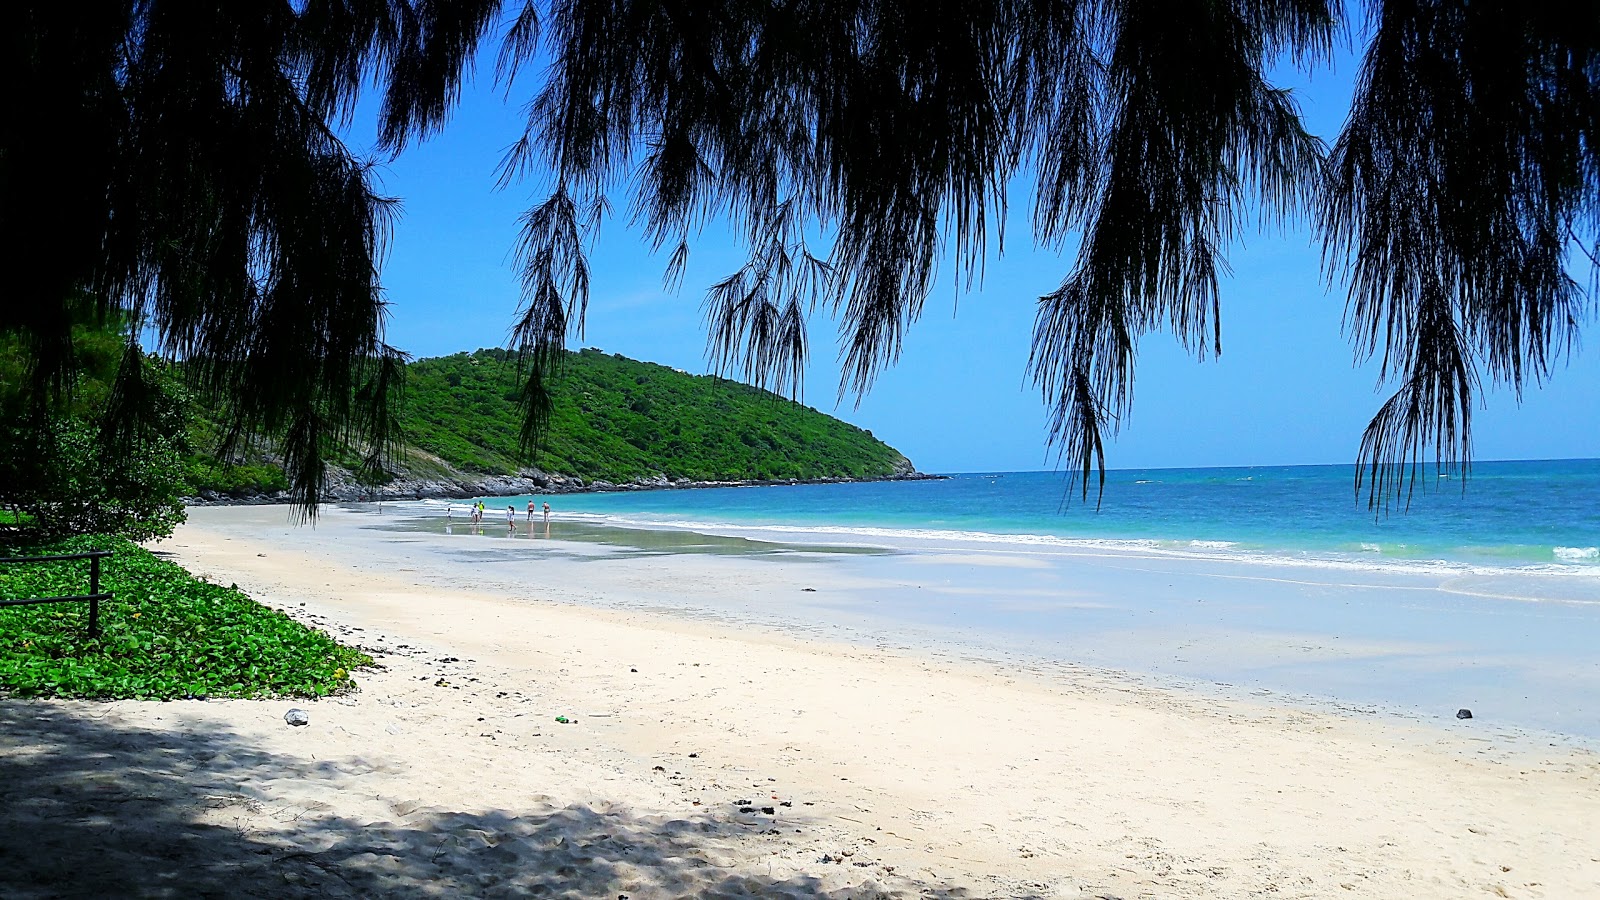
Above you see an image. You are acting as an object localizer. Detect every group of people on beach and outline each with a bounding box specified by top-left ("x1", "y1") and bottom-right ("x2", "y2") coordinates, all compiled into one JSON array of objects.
[{"x1": 450, "y1": 499, "x2": 551, "y2": 531}]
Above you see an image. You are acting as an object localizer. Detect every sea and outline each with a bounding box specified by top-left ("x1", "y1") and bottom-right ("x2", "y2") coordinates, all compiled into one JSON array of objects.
[
  {"x1": 438, "y1": 459, "x2": 1600, "y2": 739},
  {"x1": 503, "y1": 459, "x2": 1600, "y2": 576}
]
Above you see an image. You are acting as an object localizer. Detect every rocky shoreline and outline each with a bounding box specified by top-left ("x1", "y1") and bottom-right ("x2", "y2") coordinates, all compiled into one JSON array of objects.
[{"x1": 185, "y1": 468, "x2": 945, "y2": 506}]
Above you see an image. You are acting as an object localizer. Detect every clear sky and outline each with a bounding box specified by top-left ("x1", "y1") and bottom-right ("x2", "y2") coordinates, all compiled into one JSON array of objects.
[{"x1": 344, "y1": 37, "x2": 1599, "y2": 475}]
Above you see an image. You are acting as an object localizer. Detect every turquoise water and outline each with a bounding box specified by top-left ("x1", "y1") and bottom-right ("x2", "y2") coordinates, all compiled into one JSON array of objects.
[{"x1": 476, "y1": 459, "x2": 1600, "y2": 572}]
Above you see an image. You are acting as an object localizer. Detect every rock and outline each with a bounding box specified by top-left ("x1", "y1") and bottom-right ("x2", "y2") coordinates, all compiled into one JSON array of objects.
[
  {"x1": 284, "y1": 708, "x2": 310, "y2": 727},
  {"x1": 1456, "y1": 708, "x2": 1473, "y2": 719}
]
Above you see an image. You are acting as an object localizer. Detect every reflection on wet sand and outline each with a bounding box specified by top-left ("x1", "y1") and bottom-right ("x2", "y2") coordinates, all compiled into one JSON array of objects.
[{"x1": 389, "y1": 516, "x2": 892, "y2": 559}]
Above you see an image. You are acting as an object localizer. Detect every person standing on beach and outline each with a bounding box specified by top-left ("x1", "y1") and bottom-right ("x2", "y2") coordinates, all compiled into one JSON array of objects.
[
  {"x1": 527, "y1": 499, "x2": 536, "y2": 522},
  {"x1": 507, "y1": 505, "x2": 516, "y2": 529},
  {"x1": 542, "y1": 502, "x2": 551, "y2": 526}
]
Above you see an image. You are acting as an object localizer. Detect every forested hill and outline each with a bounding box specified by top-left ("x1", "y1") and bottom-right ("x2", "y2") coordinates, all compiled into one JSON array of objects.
[{"x1": 398, "y1": 348, "x2": 915, "y2": 484}]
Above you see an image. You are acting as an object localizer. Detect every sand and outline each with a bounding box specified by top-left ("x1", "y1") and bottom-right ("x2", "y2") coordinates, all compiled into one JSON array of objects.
[{"x1": 2, "y1": 505, "x2": 1597, "y2": 899}]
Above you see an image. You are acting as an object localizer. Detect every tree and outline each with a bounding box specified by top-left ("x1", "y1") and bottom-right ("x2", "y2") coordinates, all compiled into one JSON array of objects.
[
  {"x1": 0, "y1": 415, "x2": 187, "y2": 543},
  {"x1": 0, "y1": 327, "x2": 186, "y2": 541},
  {"x1": 4, "y1": 1, "x2": 431, "y2": 512},
  {"x1": 6, "y1": 2, "x2": 1596, "y2": 509},
  {"x1": 492, "y1": 0, "x2": 1599, "y2": 506}
]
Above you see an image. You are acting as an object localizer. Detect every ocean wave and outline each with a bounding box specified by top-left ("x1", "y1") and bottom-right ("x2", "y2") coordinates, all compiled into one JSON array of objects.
[
  {"x1": 549, "y1": 512, "x2": 1600, "y2": 585},
  {"x1": 1554, "y1": 546, "x2": 1600, "y2": 561}
]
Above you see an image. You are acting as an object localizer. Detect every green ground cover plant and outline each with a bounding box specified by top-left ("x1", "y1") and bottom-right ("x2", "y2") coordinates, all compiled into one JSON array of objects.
[{"x1": 0, "y1": 535, "x2": 368, "y2": 700}]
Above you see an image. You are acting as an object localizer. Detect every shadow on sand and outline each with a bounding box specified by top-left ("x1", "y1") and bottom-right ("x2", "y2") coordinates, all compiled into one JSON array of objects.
[{"x1": 0, "y1": 703, "x2": 1002, "y2": 899}]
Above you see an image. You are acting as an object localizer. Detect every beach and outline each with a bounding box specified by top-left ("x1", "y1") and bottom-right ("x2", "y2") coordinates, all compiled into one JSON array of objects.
[{"x1": 3, "y1": 502, "x2": 1598, "y2": 898}]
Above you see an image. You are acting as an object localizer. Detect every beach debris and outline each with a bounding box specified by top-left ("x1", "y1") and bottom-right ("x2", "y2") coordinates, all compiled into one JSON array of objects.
[
  {"x1": 688, "y1": 752, "x2": 698, "y2": 758},
  {"x1": 283, "y1": 709, "x2": 310, "y2": 727},
  {"x1": 386, "y1": 724, "x2": 404, "y2": 735},
  {"x1": 1457, "y1": 708, "x2": 1474, "y2": 719},
  {"x1": 739, "y1": 806, "x2": 756, "y2": 813},
  {"x1": 762, "y1": 806, "x2": 775, "y2": 814},
  {"x1": 801, "y1": 587, "x2": 816, "y2": 592},
  {"x1": 555, "y1": 715, "x2": 572, "y2": 724},
  {"x1": 630, "y1": 667, "x2": 638, "y2": 672}
]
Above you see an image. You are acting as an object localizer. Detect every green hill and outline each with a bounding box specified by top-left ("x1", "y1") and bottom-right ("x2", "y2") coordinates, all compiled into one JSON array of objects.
[
  {"x1": 401, "y1": 348, "x2": 912, "y2": 483},
  {"x1": 184, "y1": 347, "x2": 916, "y2": 497}
]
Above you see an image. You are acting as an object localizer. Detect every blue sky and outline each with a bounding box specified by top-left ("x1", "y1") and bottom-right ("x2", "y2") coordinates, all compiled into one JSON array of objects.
[{"x1": 346, "y1": 37, "x2": 1599, "y2": 475}]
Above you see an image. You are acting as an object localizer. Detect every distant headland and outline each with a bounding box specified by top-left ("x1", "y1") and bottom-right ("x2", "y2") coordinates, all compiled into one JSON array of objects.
[{"x1": 186, "y1": 347, "x2": 936, "y2": 504}]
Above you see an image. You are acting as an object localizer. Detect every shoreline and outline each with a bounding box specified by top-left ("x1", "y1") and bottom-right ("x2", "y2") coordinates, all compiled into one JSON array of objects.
[
  {"x1": 184, "y1": 469, "x2": 946, "y2": 506},
  {"x1": 3, "y1": 504, "x2": 1596, "y2": 897}
]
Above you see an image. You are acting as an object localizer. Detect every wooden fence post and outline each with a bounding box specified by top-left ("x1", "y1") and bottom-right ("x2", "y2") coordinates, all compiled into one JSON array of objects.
[{"x1": 89, "y1": 554, "x2": 101, "y2": 639}]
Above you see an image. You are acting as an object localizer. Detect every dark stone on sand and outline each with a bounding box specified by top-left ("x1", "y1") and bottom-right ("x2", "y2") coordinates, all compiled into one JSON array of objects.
[
  {"x1": 762, "y1": 807, "x2": 775, "y2": 814},
  {"x1": 1456, "y1": 708, "x2": 1473, "y2": 719},
  {"x1": 284, "y1": 709, "x2": 310, "y2": 727}
]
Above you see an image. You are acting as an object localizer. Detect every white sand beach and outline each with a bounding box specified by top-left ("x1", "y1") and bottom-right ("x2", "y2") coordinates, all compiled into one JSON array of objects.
[{"x1": 3, "y1": 504, "x2": 1597, "y2": 898}]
